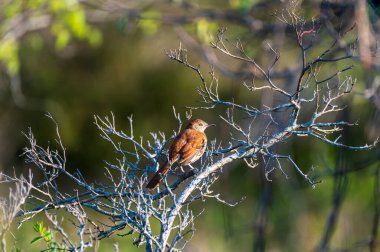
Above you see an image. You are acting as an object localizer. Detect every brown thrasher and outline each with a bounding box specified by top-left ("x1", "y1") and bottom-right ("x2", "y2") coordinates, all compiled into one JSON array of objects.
[{"x1": 146, "y1": 119, "x2": 214, "y2": 189}]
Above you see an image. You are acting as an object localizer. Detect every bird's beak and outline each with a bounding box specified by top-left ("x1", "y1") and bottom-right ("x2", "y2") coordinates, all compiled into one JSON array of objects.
[{"x1": 207, "y1": 124, "x2": 216, "y2": 128}]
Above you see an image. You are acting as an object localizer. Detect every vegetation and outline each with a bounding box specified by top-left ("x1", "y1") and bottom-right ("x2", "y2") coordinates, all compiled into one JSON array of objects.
[{"x1": 0, "y1": 0, "x2": 379, "y2": 251}]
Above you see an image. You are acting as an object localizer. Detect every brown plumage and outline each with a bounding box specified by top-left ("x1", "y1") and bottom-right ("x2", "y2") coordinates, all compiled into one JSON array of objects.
[{"x1": 146, "y1": 119, "x2": 213, "y2": 189}]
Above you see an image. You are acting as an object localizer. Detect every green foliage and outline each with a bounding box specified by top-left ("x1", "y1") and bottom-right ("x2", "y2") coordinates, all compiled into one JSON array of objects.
[
  {"x1": 195, "y1": 19, "x2": 218, "y2": 44},
  {"x1": 48, "y1": 0, "x2": 102, "y2": 48},
  {"x1": 31, "y1": 222, "x2": 66, "y2": 251},
  {"x1": 2, "y1": 1, "x2": 22, "y2": 19},
  {"x1": 0, "y1": 38, "x2": 19, "y2": 75},
  {"x1": 138, "y1": 10, "x2": 161, "y2": 35},
  {"x1": 229, "y1": 0, "x2": 258, "y2": 12},
  {"x1": 0, "y1": 0, "x2": 102, "y2": 75}
]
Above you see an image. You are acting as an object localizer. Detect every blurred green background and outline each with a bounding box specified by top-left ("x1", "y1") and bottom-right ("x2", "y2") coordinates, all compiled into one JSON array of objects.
[{"x1": 0, "y1": 0, "x2": 379, "y2": 251}]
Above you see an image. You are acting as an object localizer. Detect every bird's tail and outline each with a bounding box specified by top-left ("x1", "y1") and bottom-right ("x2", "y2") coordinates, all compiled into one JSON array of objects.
[{"x1": 146, "y1": 161, "x2": 171, "y2": 189}]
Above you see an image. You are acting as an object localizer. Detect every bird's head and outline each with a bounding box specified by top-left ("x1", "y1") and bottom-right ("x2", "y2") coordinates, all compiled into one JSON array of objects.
[{"x1": 186, "y1": 119, "x2": 215, "y2": 132}]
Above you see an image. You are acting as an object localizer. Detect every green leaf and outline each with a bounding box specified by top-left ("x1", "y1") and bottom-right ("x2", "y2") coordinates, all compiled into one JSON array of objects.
[
  {"x1": 87, "y1": 29, "x2": 102, "y2": 47},
  {"x1": 0, "y1": 38, "x2": 20, "y2": 75},
  {"x1": 49, "y1": 0, "x2": 67, "y2": 12},
  {"x1": 196, "y1": 19, "x2": 217, "y2": 44},
  {"x1": 55, "y1": 30, "x2": 71, "y2": 49},
  {"x1": 138, "y1": 10, "x2": 161, "y2": 35},
  {"x1": 44, "y1": 231, "x2": 52, "y2": 241},
  {"x1": 41, "y1": 227, "x2": 47, "y2": 234},
  {"x1": 3, "y1": 1, "x2": 22, "y2": 18},
  {"x1": 65, "y1": 8, "x2": 87, "y2": 38},
  {"x1": 51, "y1": 242, "x2": 61, "y2": 249},
  {"x1": 30, "y1": 236, "x2": 43, "y2": 244},
  {"x1": 229, "y1": 0, "x2": 257, "y2": 11},
  {"x1": 116, "y1": 17, "x2": 128, "y2": 32},
  {"x1": 32, "y1": 222, "x2": 43, "y2": 232}
]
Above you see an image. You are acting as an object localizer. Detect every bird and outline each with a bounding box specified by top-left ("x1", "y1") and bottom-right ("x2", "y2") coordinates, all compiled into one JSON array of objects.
[{"x1": 146, "y1": 119, "x2": 214, "y2": 189}]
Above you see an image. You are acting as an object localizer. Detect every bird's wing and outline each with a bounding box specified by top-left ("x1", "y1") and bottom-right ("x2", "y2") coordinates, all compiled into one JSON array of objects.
[
  {"x1": 178, "y1": 130, "x2": 206, "y2": 162},
  {"x1": 168, "y1": 131, "x2": 188, "y2": 162}
]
